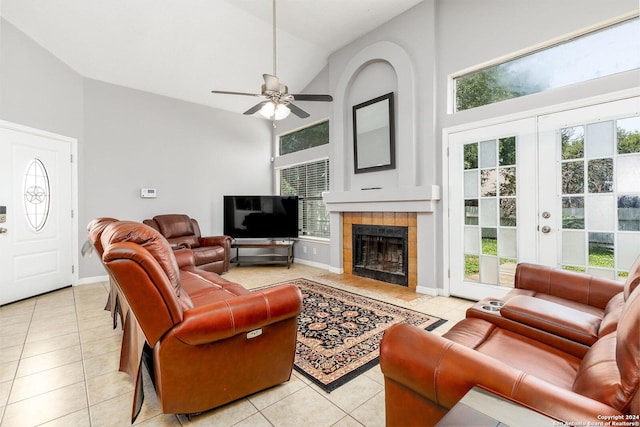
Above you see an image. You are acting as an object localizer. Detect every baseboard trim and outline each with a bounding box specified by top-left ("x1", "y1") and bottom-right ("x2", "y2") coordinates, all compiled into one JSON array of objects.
[
  {"x1": 76, "y1": 275, "x2": 108, "y2": 286},
  {"x1": 293, "y1": 259, "x2": 331, "y2": 270},
  {"x1": 416, "y1": 284, "x2": 439, "y2": 296}
]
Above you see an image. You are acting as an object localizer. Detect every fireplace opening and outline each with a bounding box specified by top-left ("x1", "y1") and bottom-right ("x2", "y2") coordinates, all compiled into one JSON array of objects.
[{"x1": 352, "y1": 224, "x2": 408, "y2": 286}]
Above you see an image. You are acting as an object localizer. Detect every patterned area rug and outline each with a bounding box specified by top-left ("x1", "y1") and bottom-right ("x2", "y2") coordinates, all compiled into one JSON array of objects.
[{"x1": 273, "y1": 278, "x2": 446, "y2": 392}]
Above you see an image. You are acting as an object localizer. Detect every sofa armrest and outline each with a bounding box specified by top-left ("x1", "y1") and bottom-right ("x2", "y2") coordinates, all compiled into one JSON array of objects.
[
  {"x1": 172, "y1": 284, "x2": 302, "y2": 345},
  {"x1": 380, "y1": 324, "x2": 622, "y2": 423},
  {"x1": 500, "y1": 295, "x2": 601, "y2": 345},
  {"x1": 199, "y1": 235, "x2": 232, "y2": 271},
  {"x1": 515, "y1": 263, "x2": 624, "y2": 309},
  {"x1": 173, "y1": 248, "x2": 196, "y2": 269},
  {"x1": 199, "y1": 235, "x2": 232, "y2": 248}
]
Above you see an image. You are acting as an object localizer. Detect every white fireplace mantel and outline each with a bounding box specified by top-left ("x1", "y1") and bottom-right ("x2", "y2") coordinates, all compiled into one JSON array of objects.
[{"x1": 323, "y1": 185, "x2": 440, "y2": 213}]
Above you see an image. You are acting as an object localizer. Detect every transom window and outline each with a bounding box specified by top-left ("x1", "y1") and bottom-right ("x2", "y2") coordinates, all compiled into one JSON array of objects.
[
  {"x1": 279, "y1": 120, "x2": 329, "y2": 155},
  {"x1": 454, "y1": 17, "x2": 640, "y2": 112}
]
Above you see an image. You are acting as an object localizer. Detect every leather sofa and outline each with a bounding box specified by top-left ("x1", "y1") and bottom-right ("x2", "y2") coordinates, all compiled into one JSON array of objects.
[
  {"x1": 380, "y1": 259, "x2": 640, "y2": 426},
  {"x1": 143, "y1": 214, "x2": 232, "y2": 274},
  {"x1": 95, "y1": 220, "x2": 302, "y2": 421},
  {"x1": 466, "y1": 263, "x2": 632, "y2": 358}
]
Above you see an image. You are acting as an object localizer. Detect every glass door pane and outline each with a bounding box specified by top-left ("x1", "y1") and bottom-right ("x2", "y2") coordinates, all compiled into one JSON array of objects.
[
  {"x1": 538, "y1": 97, "x2": 640, "y2": 278},
  {"x1": 449, "y1": 119, "x2": 537, "y2": 300}
]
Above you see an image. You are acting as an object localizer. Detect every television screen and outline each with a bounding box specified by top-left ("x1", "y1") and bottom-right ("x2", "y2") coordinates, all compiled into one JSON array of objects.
[{"x1": 223, "y1": 195, "x2": 299, "y2": 239}]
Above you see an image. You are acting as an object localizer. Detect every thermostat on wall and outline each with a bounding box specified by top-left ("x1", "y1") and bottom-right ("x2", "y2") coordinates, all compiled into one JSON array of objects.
[{"x1": 140, "y1": 188, "x2": 157, "y2": 198}]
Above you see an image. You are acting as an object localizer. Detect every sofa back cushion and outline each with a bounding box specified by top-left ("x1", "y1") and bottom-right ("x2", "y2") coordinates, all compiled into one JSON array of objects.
[
  {"x1": 153, "y1": 214, "x2": 193, "y2": 238},
  {"x1": 101, "y1": 221, "x2": 182, "y2": 297},
  {"x1": 573, "y1": 284, "x2": 640, "y2": 412},
  {"x1": 151, "y1": 214, "x2": 201, "y2": 248},
  {"x1": 515, "y1": 263, "x2": 622, "y2": 309},
  {"x1": 87, "y1": 217, "x2": 118, "y2": 255},
  {"x1": 624, "y1": 255, "x2": 640, "y2": 301},
  {"x1": 598, "y1": 293, "x2": 624, "y2": 337}
]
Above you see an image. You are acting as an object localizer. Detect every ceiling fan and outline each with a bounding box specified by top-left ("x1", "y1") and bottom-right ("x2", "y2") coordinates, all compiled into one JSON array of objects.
[{"x1": 211, "y1": 0, "x2": 332, "y2": 122}]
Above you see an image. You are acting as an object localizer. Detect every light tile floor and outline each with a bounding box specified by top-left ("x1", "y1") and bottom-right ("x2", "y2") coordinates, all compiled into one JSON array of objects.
[{"x1": 0, "y1": 264, "x2": 473, "y2": 426}]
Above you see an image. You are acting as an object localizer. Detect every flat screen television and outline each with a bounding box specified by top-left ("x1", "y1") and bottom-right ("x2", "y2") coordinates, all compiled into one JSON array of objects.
[{"x1": 223, "y1": 195, "x2": 299, "y2": 239}]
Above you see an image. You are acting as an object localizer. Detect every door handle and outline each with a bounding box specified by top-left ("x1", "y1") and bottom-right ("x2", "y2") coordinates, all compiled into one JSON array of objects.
[
  {"x1": 541, "y1": 226, "x2": 551, "y2": 233},
  {"x1": 0, "y1": 227, "x2": 7, "y2": 234}
]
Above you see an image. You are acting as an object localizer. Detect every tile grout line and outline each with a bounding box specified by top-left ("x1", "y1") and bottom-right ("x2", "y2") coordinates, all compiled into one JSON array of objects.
[
  {"x1": 72, "y1": 285, "x2": 93, "y2": 426},
  {"x1": 0, "y1": 298, "x2": 36, "y2": 426}
]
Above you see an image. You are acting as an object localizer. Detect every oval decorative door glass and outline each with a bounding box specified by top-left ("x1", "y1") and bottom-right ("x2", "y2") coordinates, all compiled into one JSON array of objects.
[{"x1": 23, "y1": 158, "x2": 51, "y2": 232}]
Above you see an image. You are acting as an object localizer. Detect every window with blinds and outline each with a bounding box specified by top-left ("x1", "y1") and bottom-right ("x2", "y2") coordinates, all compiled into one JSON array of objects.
[{"x1": 280, "y1": 159, "x2": 330, "y2": 238}]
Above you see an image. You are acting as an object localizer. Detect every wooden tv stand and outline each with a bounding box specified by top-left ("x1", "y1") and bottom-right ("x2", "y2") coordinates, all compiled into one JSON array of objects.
[{"x1": 230, "y1": 240, "x2": 295, "y2": 268}]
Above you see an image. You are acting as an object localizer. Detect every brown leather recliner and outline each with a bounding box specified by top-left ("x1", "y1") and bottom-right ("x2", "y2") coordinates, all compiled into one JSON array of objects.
[
  {"x1": 467, "y1": 261, "x2": 636, "y2": 358},
  {"x1": 380, "y1": 261, "x2": 640, "y2": 426},
  {"x1": 143, "y1": 214, "x2": 231, "y2": 274},
  {"x1": 100, "y1": 220, "x2": 302, "y2": 420}
]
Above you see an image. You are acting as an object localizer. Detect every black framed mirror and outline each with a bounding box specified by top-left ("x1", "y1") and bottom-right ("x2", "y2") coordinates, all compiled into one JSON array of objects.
[{"x1": 353, "y1": 92, "x2": 395, "y2": 174}]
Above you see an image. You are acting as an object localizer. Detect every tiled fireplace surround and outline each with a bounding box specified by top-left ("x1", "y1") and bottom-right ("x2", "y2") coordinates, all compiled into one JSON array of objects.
[
  {"x1": 323, "y1": 186, "x2": 441, "y2": 294},
  {"x1": 343, "y1": 212, "x2": 417, "y2": 288}
]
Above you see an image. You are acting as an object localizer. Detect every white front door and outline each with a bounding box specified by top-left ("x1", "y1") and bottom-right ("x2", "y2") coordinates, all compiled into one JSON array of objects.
[
  {"x1": 448, "y1": 96, "x2": 640, "y2": 300},
  {"x1": 0, "y1": 122, "x2": 75, "y2": 305}
]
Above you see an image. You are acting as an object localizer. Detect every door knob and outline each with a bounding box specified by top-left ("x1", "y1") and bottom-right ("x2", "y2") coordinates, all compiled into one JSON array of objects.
[{"x1": 541, "y1": 226, "x2": 551, "y2": 233}]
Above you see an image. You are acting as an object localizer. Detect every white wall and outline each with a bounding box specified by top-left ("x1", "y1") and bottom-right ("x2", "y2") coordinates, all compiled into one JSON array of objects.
[
  {"x1": 0, "y1": 19, "x2": 83, "y2": 141},
  {"x1": 82, "y1": 80, "x2": 272, "y2": 277},
  {"x1": 0, "y1": 18, "x2": 274, "y2": 279}
]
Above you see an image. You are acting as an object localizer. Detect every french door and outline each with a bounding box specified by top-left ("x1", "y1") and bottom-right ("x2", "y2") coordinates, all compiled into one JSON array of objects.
[
  {"x1": 448, "y1": 96, "x2": 640, "y2": 300},
  {"x1": 0, "y1": 121, "x2": 75, "y2": 305}
]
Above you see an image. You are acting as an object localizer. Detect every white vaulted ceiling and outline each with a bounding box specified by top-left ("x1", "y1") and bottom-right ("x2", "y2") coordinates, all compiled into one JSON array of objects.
[{"x1": 1, "y1": 0, "x2": 423, "y2": 114}]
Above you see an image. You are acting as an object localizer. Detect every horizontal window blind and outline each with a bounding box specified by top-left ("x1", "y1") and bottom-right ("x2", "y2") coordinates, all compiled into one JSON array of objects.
[{"x1": 280, "y1": 159, "x2": 330, "y2": 238}]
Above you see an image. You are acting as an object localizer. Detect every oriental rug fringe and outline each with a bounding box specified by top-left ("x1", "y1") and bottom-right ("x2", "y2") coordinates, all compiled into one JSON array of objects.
[{"x1": 268, "y1": 278, "x2": 446, "y2": 392}]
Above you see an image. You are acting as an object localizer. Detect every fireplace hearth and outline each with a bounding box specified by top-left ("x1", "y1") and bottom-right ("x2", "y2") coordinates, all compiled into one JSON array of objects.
[{"x1": 352, "y1": 224, "x2": 408, "y2": 286}]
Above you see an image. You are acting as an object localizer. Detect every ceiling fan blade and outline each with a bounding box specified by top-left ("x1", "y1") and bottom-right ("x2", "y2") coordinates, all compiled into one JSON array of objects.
[
  {"x1": 291, "y1": 94, "x2": 333, "y2": 102},
  {"x1": 263, "y1": 74, "x2": 281, "y2": 92},
  {"x1": 243, "y1": 101, "x2": 269, "y2": 115},
  {"x1": 211, "y1": 90, "x2": 262, "y2": 97},
  {"x1": 287, "y1": 102, "x2": 310, "y2": 118}
]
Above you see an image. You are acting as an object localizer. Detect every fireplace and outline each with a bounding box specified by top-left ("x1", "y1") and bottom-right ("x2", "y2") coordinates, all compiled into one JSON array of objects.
[
  {"x1": 352, "y1": 224, "x2": 409, "y2": 286},
  {"x1": 324, "y1": 187, "x2": 440, "y2": 293}
]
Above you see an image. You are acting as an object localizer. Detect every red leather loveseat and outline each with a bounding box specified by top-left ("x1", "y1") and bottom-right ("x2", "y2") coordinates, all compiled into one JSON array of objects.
[
  {"x1": 143, "y1": 214, "x2": 231, "y2": 274},
  {"x1": 380, "y1": 259, "x2": 640, "y2": 426},
  {"x1": 91, "y1": 219, "x2": 302, "y2": 421}
]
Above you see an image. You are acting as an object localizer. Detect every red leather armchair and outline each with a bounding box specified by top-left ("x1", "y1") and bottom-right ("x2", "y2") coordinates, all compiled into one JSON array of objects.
[
  {"x1": 99, "y1": 220, "x2": 302, "y2": 420},
  {"x1": 380, "y1": 261, "x2": 640, "y2": 426},
  {"x1": 143, "y1": 214, "x2": 231, "y2": 274}
]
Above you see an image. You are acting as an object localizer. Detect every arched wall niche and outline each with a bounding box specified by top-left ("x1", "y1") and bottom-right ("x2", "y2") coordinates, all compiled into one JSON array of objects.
[
  {"x1": 331, "y1": 41, "x2": 417, "y2": 192},
  {"x1": 348, "y1": 60, "x2": 399, "y2": 190}
]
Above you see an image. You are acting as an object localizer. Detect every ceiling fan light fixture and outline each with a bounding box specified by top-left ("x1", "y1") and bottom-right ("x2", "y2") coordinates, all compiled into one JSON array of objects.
[
  {"x1": 210, "y1": 0, "x2": 331, "y2": 120},
  {"x1": 259, "y1": 102, "x2": 291, "y2": 120}
]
